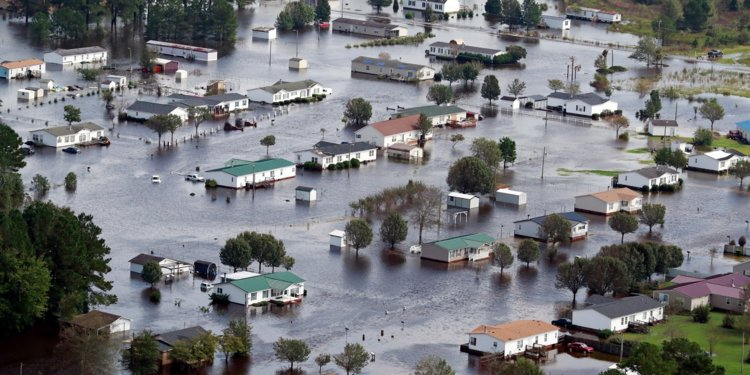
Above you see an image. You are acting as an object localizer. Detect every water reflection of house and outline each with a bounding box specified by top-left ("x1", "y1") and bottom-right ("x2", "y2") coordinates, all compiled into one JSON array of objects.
[
  {"x1": 462, "y1": 320, "x2": 559, "y2": 356},
  {"x1": 214, "y1": 271, "x2": 306, "y2": 306},
  {"x1": 128, "y1": 253, "x2": 192, "y2": 276},
  {"x1": 421, "y1": 232, "x2": 495, "y2": 263}
]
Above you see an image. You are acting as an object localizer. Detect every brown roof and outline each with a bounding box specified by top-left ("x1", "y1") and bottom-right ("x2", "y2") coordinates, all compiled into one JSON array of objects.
[
  {"x1": 370, "y1": 115, "x2": 420, "y2": 136},
  {"x1": 582, "y1": 188, "x2": 642, "y2": 202},
  {"x1": 388, "y1": 143, "x2": 417, "y2": 151},
  {"x1": 1, "y1": 59, "x2": 44, "y2": 69},
  {"x1": 68, "y1": 310, "x2": 125, "y2": 330},
  {"x1": 470, "y1": 320, "x2": 558, "y2": 341},
  {"x1": 129, "y1": 253, "x2": 165, "y2": 265}
]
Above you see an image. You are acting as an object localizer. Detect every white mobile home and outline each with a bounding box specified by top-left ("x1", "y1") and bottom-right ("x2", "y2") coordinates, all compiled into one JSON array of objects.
[
  {"x1": 428, "y1": 40, "x2": 505, "y2": 60},
  {"x1": 572, "y1": 295, "x2": 664, "y2": 332},
  {"x1": 146, "y1": 40, "x2": 218, "y2": 62},
  {"x1": 687, "y1": 150, "x2": 745, "y2": 173},
  {"x1": 0, "y1": 59, "x2": 45, "y2": 80},
  {"x1": 547, "y1": 92, "x2": 618, "y2": 117},
  {"x1": 566, "y1": 6, "x2": 622, "y2": 23},
  {"x1": 494, "y1": 189, "x2": 527, "y2": 205},
  {"x1": 393, "y1": 105, "x2": 467, "y2": 126},
  {"x1": 447, "y1": 192, "x2": 479, "y2": 209},
  {"x1": 574, "y1": 188, "x2": 642, "y2": 216},
  {"x1": 17, "y1": 89, "x2": 35, "y2": 100},
  {"x1": 204, "y1": 158, "x2": 296, "y2": 189},
  {"x1": 43, "y1": 46, "x2": 108, "y2": 65},
  {"x1": 513, "y1": 212, "x2": 589, "y2": 241},
  {"x1": 355, "y1": 115, "x2": 431, "y2": 148},
  {"x1": 294, "y1": 141, "x2": 377, "y2": 169},
  {"x1": 421, "y1": 233, "x2": 495, "y2": 263},
  {"x1": 295, "y1": 186, "x2": 317, "y2": 201},
  {"x1": 125, "y1": 101, "x2": 189, "y2": 123},
  {"x1": 541, "y1": 15, "x2": 571, "y2": 30},
  {"x1": 647, "y1": 119, "x2": 679, "y2": 137},
  {"x1": 214, "y1": 271, "x2": 305, "y2": 306},
  {"x1": 351, "y1": 56, "x2": 435, "y2": 81},
  {"x1": 616, "y1": 166, "x2": 680, "y2": 190},
  {"x1": 169, "y1": 93, "x2": 250, "y2": 116},
  {"x1": 247, "y1": 79, "x2": 332, "y2": 104},
  {"x1": 467, "y1": 320, "x2": 559, "y2": 356},
  {"x1": 30, "y1": 122, "x2": 105, "y2": 148},
  {"x1": 403, "y1": 0, "x2": 460, "y2": 13},
  {"x1": 332, "y1": 18, "x2": 408, "y2": 38}
]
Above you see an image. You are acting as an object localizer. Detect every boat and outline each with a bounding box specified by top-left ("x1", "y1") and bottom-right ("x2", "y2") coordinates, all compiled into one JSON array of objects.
[{"x1": 151, "y1": 175, "x2": 162, "y2": 183}]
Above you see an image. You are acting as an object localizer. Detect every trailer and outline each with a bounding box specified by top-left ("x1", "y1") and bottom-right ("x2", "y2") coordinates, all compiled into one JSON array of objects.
[{"x1": 495, "y1": 188, "x2": 527, "y2": 206}]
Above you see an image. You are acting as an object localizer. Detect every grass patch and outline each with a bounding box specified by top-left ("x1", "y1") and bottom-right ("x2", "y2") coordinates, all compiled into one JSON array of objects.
[
  {"x1": 622, "y1": 312, "x2": 743, "y2": 374},
  {"x1": 651, "y1": 135, "x2": 750, "y2": 155},
  {"x1": 557, "y1": 168, "x2": 621, "y2": 177},
  {"x1": 638, "y1": 159, "x2": 655, "y2": 165},
  {"x1": 626, "y1": 148, "x2": 650, "y2": 154}
]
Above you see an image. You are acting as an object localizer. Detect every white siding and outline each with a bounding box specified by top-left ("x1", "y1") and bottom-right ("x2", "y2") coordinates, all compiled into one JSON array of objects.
[
  {"x1": 617, "y1": 171, "x2": 680, "y2": 190},
  {"x1": 30, "y1": 128, "x2": 105, "y2": 148},
  {"x1": 214, "y1": 283, "x2": 253, "y2": 306},
  {"x1": 204, "y1": 166, "x2": 297, "y2": 189},
  {"x1": 573, "y1": 307, "x2": 663, "y2": 331},
  {"x1": 404, "y1": 0, "x2": 460, "y2": 13},
  {"x1": 469, "y1": 333, "x2": 506, "y2": 354}
]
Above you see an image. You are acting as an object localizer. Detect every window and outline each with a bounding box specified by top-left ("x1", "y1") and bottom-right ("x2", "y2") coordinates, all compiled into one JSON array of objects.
[
  {"x1": 493, "y1": 341, "x2": 498, "y2": 347},
  {"x1": 263, "y1": 290, "x2": 269, "y2": 298},
  {"x1": 250, "y1": 292, "x2": 257, "y2": 301},
  {"x1": 392, "y1": 136, "x2": 397, "y2": 142},
  {"x1": 544, "y1": 333, "x2": 547, "y2": 341},
  {"x1": 470, "y1": 337, "x2": 476, "y2": 345},
  {"x1": 369, "y1": 150, "x2": 375, "y2": 156},
  {"x1": 337, "y1": 155, "x2": 342, "y2": 162},
  {"x1": 217, "y1": 288, "x2": 223, "y2": 294},
  {"x1": 355, "y1": 153, "x2": 361, "y2": 159},
  {"x1": 727, "y1": 298, "x2": 732, "y2": 305},
  {"x1": 517, "y1": 341, "x2": 523, "y2": 350}
]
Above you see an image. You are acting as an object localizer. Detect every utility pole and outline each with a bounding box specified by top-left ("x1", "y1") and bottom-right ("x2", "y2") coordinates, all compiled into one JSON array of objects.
[
  {"x1": 544, "y1": 110, "x2": 548, "y2": 129},
  {"x1": 268, "y1": 40, "x2": 272, "y2": 67},
  {"x1": 295, "y1": 30, "x2": 299, "y2": 58},
  {"x1": 347, "y1": 142, "x2": 352, "y2": 178},
  {"x1": 252, "y1": 163, "x2": 256, "y2": 199},
  {"x1": 540, "y1": 146, "x2": 547, "y2": 180}
]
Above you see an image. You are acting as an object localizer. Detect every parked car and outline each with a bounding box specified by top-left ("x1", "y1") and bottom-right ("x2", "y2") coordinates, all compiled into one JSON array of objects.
[
  {"x1": 200, "y1": 281, "x2": 213, "y2": 290},
  {"x1": 151, "y1": 175, "x2": 162, "y2": 183},
  {"x1": 185, "y1": 173, "x2": 205, "y2": 182},
  {"x1": 551, "y1": 318, "x2": 572, "y2": 328},
  {"x1": 62, "y1": 147, "x2": 80, "y2": 154},
  {"x1": 707, "y1": 49, "x2": 724, "y2": 58},
  {"x1": 20, "y1": 144, "x2": 34, "y2": 155},
  {"x1": 568, "y1": 342, "x2": 594, "y2": 354}
]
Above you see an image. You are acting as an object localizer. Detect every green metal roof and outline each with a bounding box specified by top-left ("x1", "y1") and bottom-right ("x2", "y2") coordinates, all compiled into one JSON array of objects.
[
  {"x1": 428, "y1": 232, "x2": 495, "y2": 251},
  {"x1": 230, "y1": 277, "x2": 271, "y2": 293},
  {"x1": 266, "y1": 278, "x2": 293, "y2": 291},
  {"x1": 396, "y1": 105, "x2": 467, "y2": 118},
  {"x1": 229, "y1": 271, "x2": 304, "y2": 293},
  {"x1": 205, "y1": 158, "x2": 294, "y2": 177},
  {"x1": 266, "y1": 271, "x2": 305, "y2": 284}
]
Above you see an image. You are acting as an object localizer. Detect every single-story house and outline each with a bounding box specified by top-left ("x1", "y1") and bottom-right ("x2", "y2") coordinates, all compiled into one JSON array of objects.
[
  {"x1": 500, "y1": 96, "x2": 520, "y2": 110},
  {"x1": 213, "y1": 271, "x2": 305, "y2": 306},
  {"x1": 541, "y1": 15, "x2": 571, "y2": 30},
  {"x1": 128, "y1": 253, "x2": 192, "y2": 276},
  {"x1": 125, "y1": 101, "x2": 189, "y2": 123},
  {"x1": 421, "y1": 232, "x2": 495, "y2": 263},
  {"x1": 252, "y1": 26, "x2": 277, "y2": 40},
  {"x1": 495, "y1": 189, "x2": 527, "y2": 205},
  {"x1": 30, "y1": 122, "x2": 105, "y2": 148},
  {"x1": 513, "y1": 212, "x2": 589, "y2": 241},
  {"x1": 38, "y1": 78, "x2": 54, "y2": 91},
  {"x1": 547, "y1": 92, "x2": 618, "y2": 117},
  {"x1": 687, "y1": 150, "x2": 747, "y2": 173},
  {"x1": 247, "y1": 79, "x2": 332, "y2": 104},
  {"x1": 571, "y1": 295, "x2": 664, "y2": 332},
  {"x1": 393, "y1": 105, "x2": 467, "y2": 126},
  {"x1": 152, "y1": 58, "x2": 178, "y2": 74},
  {"x1": 105, "y1": 75, "x2": 127, "y2": 88},
  {"x1": 204, "y1": 158, "x2": 296, "y2": 189},
  {"x1": 566, "y1": 6, "x2": 622, "y2": 23},
  {"x1": 466, "y1": 320, "x2": 559, "y2": 356},
  {"x1": 447, "y1": 192, "x2": 479, "y2": 209},
  {"x1": 737, "y1": 120, "x2": 750, "y2": 140},
  {"x1": 646, "y1": 119, "x2": 678, "y2": 137},
  {"x1": 146, "y1": 40, "x2": 218, "y2": 62},
  {"x1": 616, "y1": 165, "x2": 680, "y2": 190},
  {"x1": 403, "y1": 0, "x2": 460, "y2": 13},
  {"x1": 332, "y1": 18, "x2": 408, "y2": 38},
  {"x1": 428, "y1": 40, "x2": 506, "y2": 60},
  {"x1": 100, "y1": 80, "x2": 117, "y2": 91},
  {"x1": 654, "y1": 272, "x2": 750, "y2": 313},
  {"x1": 351, "y1": 56, "x2": 435, "y2": 81},
  {"x1": 355, "y1": 114, "x2": 432, "y2": 148},
  {"x1": 520, "y1": 95, "x2": 547, "y2": 110},
  {"x1": 294, "y1": 141, "x2": 377, "y2": 169},
  {"x1": 387, "y1": 143, "x2": 423, "y2": 160},
  {"x1": 0, "y1": 59, "x2": 45, "y2": 80},
  {"x1": 155, "y1": 326, "x2": 209, "y2": 365},
  {"x1": 574, "y1": 188, "x2": 643, "y2": 215},
  {"x1": 295, "y1": 186, "x2": 317, "y2": 201},
  {"x1": 168, "y1": 93, "x2": 249, "y2": 116},
  {"x1": 43, "y1": 46, "x2": 107, "y2": 65},
  {"x1": 67, "y1": 310, "x2": 131, "y2": 334}
]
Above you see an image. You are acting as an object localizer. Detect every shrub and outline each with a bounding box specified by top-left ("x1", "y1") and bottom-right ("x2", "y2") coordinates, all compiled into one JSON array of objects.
[
  {"x1": 641, "y1": 185, "x2": 650, "y2": 192},
  {"x1": 205, "y1": 179, "x2": 218, "y2": 188},
  {"x1": 693, "y1": 128, "x2": 713, "y2": 146},
  {"x1": 64, "y1": 172, "x2": 77, "y2": 192},
  {"x1": 251, "y1": 301, "x2": 269, "y2": 307},
  {"x1": 149, "y1": 290, "x2": 161, "y2": 303},
  {"x1": 434, "y1": 72, "x2": 443, "y2": 82},
  {"x1": 335, "y1": 162, "x2": 344, "y2": 170},
  {"x1": 610, "y1": 66, "x2": 627, "y2": 72},
  {"x1": 651, "y1": 184, "x2": 659, "y2": 192},
  {"x1": 600, "y1": 109, "x2": 613, "y2": 117},
  {"x1": 405, "y1": 11, "x2": 414, "y2": 19},
  {"x1": 598, "y1": 329, "x2": 614, "y2": 339},
  {"x1": 740, "y1": 236, "x2": 747, "y2": 247},
  {"x1": 614, "y1": 109, "x2": 622, "y2": 115},
  {"x1": 341, "y1": 160, "x2": 351, "y2": 169},
  {"x1": 350, "y1": 158, "x2": 361, "y2": 168},
  {"x1": 327, "y1": 164, "x2": 336, "y2": 171},
  {"x1": 618, "y1": 132, "x2": 629, "y2": 141},
  {"x1": 592, "y1": 114, "x2": 600, "y2": 120},
  {"x1": 209, "y1": 293, "x2": 230, "y2": 305},
  {"x1": 692, "y1": 304, "x2": 711, "y2": 323},
  {"x1": 722, "y1": 314, "x2": 736, "y2": 329}
]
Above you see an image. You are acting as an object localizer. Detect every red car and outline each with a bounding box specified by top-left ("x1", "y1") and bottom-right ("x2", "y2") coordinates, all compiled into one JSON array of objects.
[{"x1": 567, "y1": 342, "x2": 594, "y2": 354}]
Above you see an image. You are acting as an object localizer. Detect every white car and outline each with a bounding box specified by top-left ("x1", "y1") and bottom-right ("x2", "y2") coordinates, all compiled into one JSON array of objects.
[
  {"x1": 185, "y1": 173, "x2": 205, "y2": 182},
  {"x1": 151, "y1": 175, "x2": 161, "y2": 183}
]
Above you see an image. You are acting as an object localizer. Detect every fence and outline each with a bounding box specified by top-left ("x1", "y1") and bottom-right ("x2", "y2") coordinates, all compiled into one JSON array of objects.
[{"x1": 561, "y1": 333, "x2": 634, "y2": 357}]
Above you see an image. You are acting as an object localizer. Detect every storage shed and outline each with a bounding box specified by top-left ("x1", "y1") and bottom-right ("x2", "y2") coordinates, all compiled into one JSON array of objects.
[
  {"x1": 175, "y1": 70, "x2": 188, "y2": 81},
  {"x1": 447, "y1": 192, "x2": 479, "y2": 209},
  {"x1": 25, "y1": 87, "x2": 44, "y2": 98},
  {"x1": 17, "y1": 89, "x2": 35, "y2": 100},
  {"x1": 193, "y1": 260, "x2": 217, "y2": 279},
  {"x1": 495, "y1": 189, "x2": 527, "y2": 205},
  {"x1": 252, "y1": 26, "x2": 277, "y2": 40},
  {"x1": 387, "y1": 143, "x2": 423, "y2": 160},
  {"x1": 295, "y1": 186, "x2": 317, "y2": 201},
  {"x1": 153, "y1": 58, "x2": 179, "y2": 74},
  {"x1": 329, "y1": 230, "x2": 347, "y2": 247}
]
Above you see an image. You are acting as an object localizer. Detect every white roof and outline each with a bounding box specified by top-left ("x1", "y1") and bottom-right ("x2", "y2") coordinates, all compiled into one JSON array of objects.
[
  {"x1": 329, "y1": 230, "x2": 346, "y2": 237},
  {"x1": 495, "y1": 188, "x2": 524, "y2": 196},
  {"x1": 448, "y1": 192, "x2": 478, "y2": 200},
  {"x1": 703, "y1": 150, "x2": 733, "y2": 160},
  {"x1": 224, "y1": 271, "x2": 260, "y2": 281}
]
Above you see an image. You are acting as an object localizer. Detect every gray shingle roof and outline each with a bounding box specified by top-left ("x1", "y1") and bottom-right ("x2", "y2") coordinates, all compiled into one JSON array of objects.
[
  {"x1": 255, "y1": 80, "x2": 321, "y2": 94},
  {"x1": 428, "y1": 42, "x2": 503, "y2": 56},
  {"x1": 127, "y1": 100, "x2": 182, "y2": 115},
  {"x1": 314, "y1": 141, "x2": 376, "y2": 155},
  {"x1": 632, "y1": 165, "x2": 678, "y2": 179},
  {"x1": 52, "y1": 46, "x2": 106, "y2": 56},
  {"x1": 128, "y1": 253, "x2": 165, "y2": 265},
  {"x1": 156, "y1": 326, "x2": 208, "y2": 352},
  {"x1": 547, "y1": 92, "x2": 610, "y2": 105},
  {"x1": 169, "y1": 93, "x2": 247, "y2": 107},
  {"x1": 651, "y1": 119, "x2": 678, "y2": 127},
  {"x1": 514, "y1": 211, "x2": 589, "y2": 225},
  {"x1": 296, "y1": 186, "x2": 315, "y2": 192},
  {"x1": 586, "y1": 295, "x2": 663, "y2": 319},
  {"x1": 32, "y1": 122, "x2": 104, "y2": 137}
]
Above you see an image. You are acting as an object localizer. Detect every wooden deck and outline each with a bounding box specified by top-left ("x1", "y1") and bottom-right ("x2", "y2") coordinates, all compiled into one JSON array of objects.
[{"x1": 269, "y1": 295, "x2": 302, "y2": 306}]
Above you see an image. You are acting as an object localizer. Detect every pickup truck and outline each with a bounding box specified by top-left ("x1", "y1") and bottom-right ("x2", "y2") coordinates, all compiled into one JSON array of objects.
[{"x1": 185, "y1": 173, "x2": 205, "y2": 182}]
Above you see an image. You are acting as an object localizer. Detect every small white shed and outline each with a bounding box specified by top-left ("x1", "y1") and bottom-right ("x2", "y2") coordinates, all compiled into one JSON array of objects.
[
  {"x1": 289, "y1": 57, "x2": 308, "y2": 70},
  {"x1": 105, "y1": 75, "x2": 127, "y2": 88},
  {"x1": 39, "y1": 79, "x2": 54, "y2": 91},
  {"x1": 175, "y1": 70, "x2": 188, "y2": 82},
  {"x1": 17, "y1": 89, "x2": 35, "y2": 100},
  {"x1": 329, "y1": 230, "x2": 347, "y2": 247},
  {"x1": 25, "y1": 87, "x2": 44, "y2": 98},
  {"x1": 447, "y1": 192, "x2": 479, "y2": 209},
  {"x1": 495, "y1": 189, "x2": 527, "y2": 205},
  {"x1": 252, "y1": 26, "x2": 277, "y2": 40},
  {"x1": 295, "y1": 186, "x2": 317, "y2": 201}
]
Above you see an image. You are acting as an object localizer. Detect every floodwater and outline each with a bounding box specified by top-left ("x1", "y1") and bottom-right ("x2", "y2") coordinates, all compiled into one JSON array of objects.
[{"x1": 0, "y1": 1, "x2": 748, "y2": 374}]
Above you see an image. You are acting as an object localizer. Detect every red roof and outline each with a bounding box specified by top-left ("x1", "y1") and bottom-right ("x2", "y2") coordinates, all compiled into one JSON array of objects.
[
  {"x1": 663, "y1": 272, "x2": 750, "y2": 299},
  {"x1": 370, "y1": 115, "x2": 420, "y2": 136}
]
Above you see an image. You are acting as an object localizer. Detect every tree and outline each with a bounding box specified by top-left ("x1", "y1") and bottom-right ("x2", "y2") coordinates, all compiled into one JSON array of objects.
[
  {"x1": 260, "y1": 135, "x2": 276, "y2": 158},
  {"x1": 610, "y1": 115, "x2": 630, "y2": 139},
  {"x1": 334, "y1": 343, "x2": 370, "y2": 375},
  {"x1": 565, "y1": 82, "x2": 581, "y2": 95},
  {"x1": 222, "y1": 319, "x2": 252, "y2": 357},
  {"x1": 498, "y1": 137, "x2": 516, "y2": 169},
  {"x1": 392, "y1": 0, "x2": 399, "y2": 13},
  {"x1": 414, "y1": 355, "x2": 456, "y2": 375},
  {"x1": 417, "y1": 114, "x2": 433, "y2": 140},
  {"x1": 517, "y1": 239, "x2": 540, "y2": 267},
  {"x1": 548, "y1": 79, "x2": 565, "y2": 92},
  {"x1": 600, "y1": 370, "x2": 626, "y2": 375},
  {"x1": 51, "y1": 7, "x2": 86, "y2": 39},
  {"x1": 485, "y1": 0, "x2": 502, "y2": 16},
  {"x1": 345, "y1": 219, "x2": 373, "y2": 256},
  {"x1": 238, "y1": 231, "x2": 284, "y2": 273},
  {"x1": 450, "y1": 134, "x2": 464, "y2": 149},
  {"x1": 424, "y1": 3, "x2": 434, "y2": 21},
  {"x1": 31, "y1": 174, "x2": 49, "y2": 198},
  {"x1": 275, "y1": 2, "x2": 315, "y2": 30},
  {"x1": 699, "y1": 99, "x2": 724, "y2": 131},
  {"x1": 481, "y1": 75, "x2": 501, "y2": 104},
  {"x1": 146, "y1": 114, "x2": 181, "y2": 147},
  {"x1": 380, "y1": 212, "x2": 408, "y2": 248},
  {"x1": 629, "y1": 36, "x2": 661, "y2": 68},
  {"x1": 30, "y1": 12, "x2": 51, "y2": 41},
  {"x1": 585, "y1": 256, "x2": 629, "y2": 295},
  {"x1": 662, "y1": 337, "x2": 725, "y2": 374},
  {"x1": 141, "y1": 261, "x2": 162, "y2": 288},
  {"x1": 122, "y1": 330, "x2": 160, "y2": 375},
  {"x1": 344, "y1": 98, "x2": 372, "y2": 126},
  {"x1": 315, "y1": 0, "x2": 331, "y2": 22},
  {"x1": 693, "y1": 128, "x2": 713, "y2": 146},
  {"x1": 0, "y1": 172, "x2": 26, "y2": 213},
  {"x1": 211, "y1": 0, "x2": 238, "y2": 42},
  {"x1": 682, "y1": 0, "x2": 711, "y2": 31},
  {"x1": 502, "y1": 0, "x2": 522, "y2": 26},
  {"x1": 492, "y1": 243, "x2": 514, "y2": 275},
  {"x1": 440, "y1": 63, "x2": 462, "y2": 87},
  {"x1": 63, "y1": 105, "x2": 81, "y2": 126},
  {"x1": 460, "y1": 62, "x2": 481, "y2": 85},
  {"x1": 368, "y1": 0, "x2": 393, "y2": 13},
  {"x1": 496, "y1": 358, "x2": 544, "y2": 374},
  {"x1": 471, "y1": 138, "x2": 501, "y2": 171},
  {"x1": 537, "y1": 213, "x2": 572, "y2": 245},
  {"x1": 188, "y1": 107, "x2": 212, "y2": 137},
  {"x1": 410, "y1": 185, "x2": 442, "y2": 244},
  {"x1": 621, "y1": 342, "x2": 677, "y2": 375},
  {"x1": 654, "y1": 244, "x2": 683, "y2": 275},
  {"x1": 101, "y1": 89, "x2": 114, "y2": 109},
  {"x1": 0, "y1": 123, "x2": 27, "y2": 173},
  {"x1": 555, "y1": 257, "x2": 590, "y2": 306},
  {"x1": 521, "y1": 0, "x2": 541, "y2": 30},
  {"x1": 609, "y1": 212, "x2": 640, "y2": 244},
  {"x1": 643, "y1": 90, "x2": 662, "y2": 119},
  {"x1": 315, "y1": 353, "x2": 332, "y2": 374},
  {"x1": 734, "y1": 160, "x2": 750, "y2": 187},
  {"x1": 506, "y1": 78, "x2": 526, "y2": 98},
  {"x1": 654, "y1": 148, "x2": 688, "y2": 169},
  {"x1": 220, "y1": 237, "x2": 252, "y2": 272},
  {"x1": 169, "y1": 331, "x2": 218, "y2": 372},
  {"x1": 595, "y1": 52, "x2": 608, "y2": 71},
  {"x1": 273, "y1": 337, "x2": 310, "y2": 372},
  {"x1": 640, "y1": 203, "x2": 666, "y2": 234},
  {"x1": 55, "y1": 326, "x2": 119, "y2": 374},
  {"x1": 282, "y1": 255, "x2": 296, "y2": 270},
  {"x1": 140, "y1": 47, "x2": 155, "y2": 74},
  {"x1": 427, "y1": 84, "x2": 453, "y2": 106},
  {"x1": 446, "y1": 157, "x2": 494, "y2": 194}
]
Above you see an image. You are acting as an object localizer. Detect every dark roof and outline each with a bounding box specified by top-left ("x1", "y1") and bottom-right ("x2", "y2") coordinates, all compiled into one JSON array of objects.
[
  {"x1": 52, "y1": 46, "x2": 106, "y2": 56},
  {"x1": 630, "y1": 165, "x2": 679, "y2": 178},
  {"x1": 586, "y1": 295, "x2": 663, "y2": 319},
  {"x1": 584, "y1": 295, "x2": 616, "y2": 305},
  {"x1": 428, "y1": 42, "x2": 504, "y2": 56},
  {"x1": 726, "y1": 149, "x2": 748, "y2": 157},
  {"x1": 547, "y1": 92, "x2": 610, "y2": 105},
  {"x1": 169, "y1": 93, "x2": 248, "y2": 107},
  {"x1": 500, "y1": 96, "x2": 517, "y2": 101},
  {"x1": 68, "y1": 310, "x2": 125, "y2": 330},
  {"x1": 127, "y1": 100, "x2": 182, "y2": 115},
  {"x1": 333, "y1": 17, "x2": 403, "y2": 30},
  {"x1": 296, "y1": 186, "x2": 315, "y2": 192},
  {"x1": 514, "y1": 211, "x2": 589, "y2": 225},
  {"x1": 547, "y1": 91, "x2": 573, "y2": 100},
  {"x1": 525, "y1": 95, "x2": 547, "y2": 101},
  {"x1": 156, "y1": 326, "x2": 208, "y2": 352},
  {"x1": 129, "y1": 253, "x2": 165, "y2": 265},
  {"x1": 651, "y1": 119, "x2": 678, "y2": 127},
  {"x1": 313, "y1": 141, "x2": 376, "y2": 155},
  {"x1": 254, "y1": 80, "x2": 322, "y2": 94}
]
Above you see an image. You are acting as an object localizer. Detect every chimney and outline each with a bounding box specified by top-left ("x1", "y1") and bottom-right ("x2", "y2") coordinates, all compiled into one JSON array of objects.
[
  {"x1": 484, "y1": 326, "x2": 487, "y2": 333},
  {"x1": 732, "y1": 279, "x2": 736, "y2": 288}
]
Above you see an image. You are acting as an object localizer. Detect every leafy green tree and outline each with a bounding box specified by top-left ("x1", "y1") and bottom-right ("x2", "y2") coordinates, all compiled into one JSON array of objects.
[
  {"x1": 282, "y1": 255, "x2": 295, "y2": 270},
  {"x1": 585, "y1": 256, "x2": 629, "y2": 295},
  {"x1": 414, "y1": 355, "x2": 455, "y2": 375},
  {"x1": 446, "y1": 157, "x2": 494, "y2": 194},
  {"x1": 427, "y1": 84, "x2": 453, "y2": 106},
  {"x1": 315, "y1": 353, "x2": 332, "y2": 374},
  {"x1": 169, "y1": 331, "x2": 218, "y2": 372},
  {"x1": 260, "y1": 135, "x2": 276, "y2": 158},
  {"x1": 699, "y1": 99, "x2": 724, "y2": 131},
  {"x1": 334, "y1": 343, "x2": 370, "y2": 375},
  {"x1": 450, "y1": 134, "x2": 465, "y2": 149},
  {"x1": 409, "y1": 185, "x2": 442, "y2": 244},
  {"x1": 496, "y1": 357, "x2": 544, "y2": 374},
  {"x1": 345, "y1": 219, "x2": 373, "y2": 256},
  {"x1": 481, "y1": 75, "x2": 501, "y2": 104},
  {"x1": 548, "y1": 79, "x2": 565, "y2": 92},
  {"x1": 63, "y1": 105, "x2": 81, "y2": 126},
  {"x1": 734, "y1": 160, "x2": 750, "y2": 187},
  {"x1": 440, "y1": 63, "x2": 462, "y2": 87},
  {"x1": 609, "y1": 212, "x2": 640, "y2": 244},
  {"x1": 218, "y1": 334, "x2": 242, "y2": 363},
  {"x1": 505, "y1": 45, "x2": 527, "y2": 62},
  {"x1": 0, "y1": 172, "x2": 26, "y2": 213},
  {"x1": 693, "y1": 128, "x2": 713, "y2": 146},
  {"x1": 424, "y1": 3, "x2": 435, "y2": 21},
  {"x1": 147, "y1": 114, "x2": 182, "y2": 147},
  {"x1": 264, "y1": 239, "x2": 288, "y2": 273},
  {"x1": 502, "y1": 0, "x2": 522, "y2": 26},
  {"x1": 517, "y1": 239, "x2": 539, "y2": 267},
  {"x1": 640, "y1": 203, "x2": 666, "y2": 234},
  {"x1": 485, "y1": 0, "x2": 502, "y2": 16},
  {"x1": 492, "y1": 242, "x2": 514, "y2": 275},
  {"x1": 31, "y1": 174, "x2": 49, "y2": 198},
  {"x1": 521, "y1": 0, "x2": 541, "y2": 30},
  {"x1": 211, "y1": 0, "x2": 238, "y2": 41},
  {"x1": 610, "y1": 115, "x2": 630, "y2": 139},
  {"x1": 344, "y1": 97, "x2": 373, "y2": 126},
  {"x1": 599, "y1": 369, "x2": 626, "y2": 375},
  {"x1": 141, "y1": 261, "x2": 163, "y2": 288},
  {"x1": 64, "y1": 172, "x2": 77, "y2": 192},
  {"x1": 682, "y1": 0, "x2": 711, "y2": 31},
  {"x1": 471, "y1": 137, "x2": 501, "y2": 171},
  {"x1": 273, "y1": 337, "x2": 311, "y2": 372},
  {"x1": 555, "y1": 257, "x2": 590, "y2": 306},
  {"x1": 654, "y1": 244, "x2": 684, "y2": 275},
  {"x1": 276, "y1": 2, "x2": 315, "y2": 30},
  {"x1": 621, "y1": 342, "x2": 677, "y2": 375},
  {"x1": 0, "y1": 123, "x2": 27, "y2": 173},
  {"x1": 51, "y1": 7, "x2": 86, "y2": 39},
  {"x1": 220, "y1": 237, "x2": 252, "y2": 272},
  {"x1": 368, "y1": 0, "x2": 393, "y2": 14},
  {"x1": 417, "y1": 114, "x2": 433, "y2": 140},
  {"x1": 662, "y1": 337, "x2": 725, "y2": 374},
  {"x1": 644, "y1": 90, "x2": 662, "y2": 119},
  {"x1": 188, "y1": 106, "x2": 212, "y2": 137},
  {"x1": 315, "y1": 0, "x2": 331, "y2": 23},
  {"x1": 498, "y1": 137, "x2": 516, "y2": 169},
  {"x1": 537, "y1": 213, "x2": 572, "y2": 245},
  {"x1": 140, "y1": 46, "x2": 155, "y2": 74},
  {"x1": 393, "y1": 0, "x2": 399, "y2": 12},
  {"x1": 101, "y1": 89, "x2": 114, "y2": 108},
  {"x1": 460, "y1": 62, "x2": 482, "y2": 85},
  {"x1": 122, "y1": 330, "x2": 160, "y2": 375},
  {"x1": 238, "y1": 231, "x2": 285, "y2": 273},
  {"x1": 654, "y1": 148, "x2": 687, "y2": 169},
  {"x1": 55, "y1": 326, "x2": 119, "y2": 374},
  {"x1": 380, "y1": 212, "x2": 408, "y2": 248},
  {"x1": 652, "y1": 16, "x2": 677, "y2": 45},
  {"x1": 629, "y1": 36, "x2": 662, "y2": 68},
  {"x1": 30, "y1": 11, "x2": 51, "y2": 41}
]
